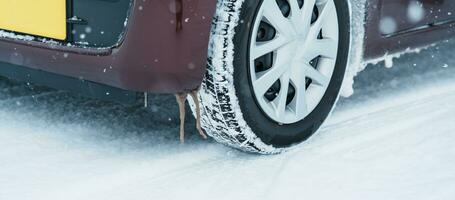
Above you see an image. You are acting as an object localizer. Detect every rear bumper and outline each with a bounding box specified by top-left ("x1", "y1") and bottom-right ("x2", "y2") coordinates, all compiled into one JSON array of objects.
[{"x1": 0, "y1": 0, "x2": 216, "y2": 93}]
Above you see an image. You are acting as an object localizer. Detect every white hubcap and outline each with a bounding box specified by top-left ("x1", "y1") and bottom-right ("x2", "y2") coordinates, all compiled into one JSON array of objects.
[{"x1": 249, "y1": 0, "x2": 339, "y2": 124}]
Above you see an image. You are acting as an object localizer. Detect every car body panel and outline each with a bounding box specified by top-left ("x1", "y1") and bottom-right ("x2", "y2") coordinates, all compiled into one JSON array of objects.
[
  {"x1": 364, "y1": 0, "x2": 455, "y2": 59},
  {"x1": 0, "y1": 0, "x2": 216, "y2": 93},
  {"x1": 380, "y1": 0, "x2": 454, "y2": 34}
]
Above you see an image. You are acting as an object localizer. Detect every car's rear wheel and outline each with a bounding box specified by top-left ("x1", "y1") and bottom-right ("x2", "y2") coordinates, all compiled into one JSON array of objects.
[{"x1": 190, "y1": 0, "x2": 350, "y2": 154}]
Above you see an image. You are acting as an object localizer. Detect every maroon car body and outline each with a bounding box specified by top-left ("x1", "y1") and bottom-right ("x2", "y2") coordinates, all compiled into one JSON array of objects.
[
  {"x1": 0, "y1": 0, "x2": 454, "y2": 101},
  {"x1": 364, "y1": 0, "x2": 455, "y2": 59}
]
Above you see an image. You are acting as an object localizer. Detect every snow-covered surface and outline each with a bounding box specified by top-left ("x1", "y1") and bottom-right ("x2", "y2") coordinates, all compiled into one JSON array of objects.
[
  {"x1": 1, "y1": 34, "x2": 455, "y2": 200},
  {"x1": 0, "y1": 30, "x2": 35, "y2": 41},
  {"x1": 341, "y1": 0, "x2": 367, "y2": 97},
  {"x1": 365, "y1": 45, "x2": 433, "y2": 68}
]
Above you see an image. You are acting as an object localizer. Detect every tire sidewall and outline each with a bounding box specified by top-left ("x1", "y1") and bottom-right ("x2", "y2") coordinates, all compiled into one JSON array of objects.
[{"x1": 232, "y1": 0, "x2": 351, "y2": 147}]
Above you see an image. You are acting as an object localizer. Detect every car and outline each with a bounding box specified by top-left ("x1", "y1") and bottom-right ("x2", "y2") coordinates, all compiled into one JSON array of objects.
[{"x1": 1, "y1": 0, "x2": 454, "y2": 154}]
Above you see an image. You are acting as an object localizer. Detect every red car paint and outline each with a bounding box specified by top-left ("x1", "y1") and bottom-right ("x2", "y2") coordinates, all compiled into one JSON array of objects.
[
  {"x1": 364, "y1": 0, "x2": 455, "y2": 59},
  {"x1": 0, "y1": 0, "x2": 216, "y2": 93}
]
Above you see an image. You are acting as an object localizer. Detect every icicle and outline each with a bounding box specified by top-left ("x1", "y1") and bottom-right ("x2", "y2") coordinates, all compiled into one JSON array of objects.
[{"x1": 175, "y1": 88, "x2": 208, "y2": 143}]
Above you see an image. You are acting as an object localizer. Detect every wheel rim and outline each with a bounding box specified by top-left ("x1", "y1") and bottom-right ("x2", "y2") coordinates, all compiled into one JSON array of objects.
[{"x1": 249, "y1": 0, "x2": 339, "y2": 124}]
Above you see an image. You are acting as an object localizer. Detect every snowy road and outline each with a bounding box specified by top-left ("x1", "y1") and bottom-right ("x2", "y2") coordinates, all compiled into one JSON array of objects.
[{"x1": 1, "y1": 39, "x2": 455, "y2": 200}]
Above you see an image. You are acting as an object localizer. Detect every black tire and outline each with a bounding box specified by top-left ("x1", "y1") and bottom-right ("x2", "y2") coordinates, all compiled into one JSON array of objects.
[{"x1": 190, "y1": 0, "x2": 351, "y2": 154}]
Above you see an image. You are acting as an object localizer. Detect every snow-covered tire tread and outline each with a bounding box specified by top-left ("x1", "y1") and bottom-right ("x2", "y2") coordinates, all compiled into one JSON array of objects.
[{"x1": 189, "y1": 0, "x2": 283, "y2": 154}]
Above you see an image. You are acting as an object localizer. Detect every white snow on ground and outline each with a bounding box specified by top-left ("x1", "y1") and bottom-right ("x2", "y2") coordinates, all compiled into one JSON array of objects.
[{"x1": 1, "y1": 37, "x2": 455, "y2": 200}]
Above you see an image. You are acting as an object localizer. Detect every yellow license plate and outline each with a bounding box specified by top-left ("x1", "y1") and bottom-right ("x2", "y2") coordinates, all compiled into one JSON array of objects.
[{"x1": 0, "y1": 0, "x2": 66, "y2": 40}]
